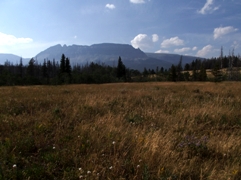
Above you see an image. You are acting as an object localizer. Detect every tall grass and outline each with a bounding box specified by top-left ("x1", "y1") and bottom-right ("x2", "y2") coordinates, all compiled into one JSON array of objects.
[{"x1": 0, "y1": 82, "x2": 241, "y2": 179}]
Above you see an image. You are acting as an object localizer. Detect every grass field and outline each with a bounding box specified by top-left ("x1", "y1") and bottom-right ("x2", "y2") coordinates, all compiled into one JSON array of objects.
[{"x1": 0, "y1": 82, "x2": 241, "y2": 179}]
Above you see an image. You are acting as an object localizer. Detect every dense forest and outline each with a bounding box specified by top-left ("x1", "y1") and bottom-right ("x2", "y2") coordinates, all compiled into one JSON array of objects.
[{"x1": 0, "y1": 51, "x2": 241, "y2": 86}]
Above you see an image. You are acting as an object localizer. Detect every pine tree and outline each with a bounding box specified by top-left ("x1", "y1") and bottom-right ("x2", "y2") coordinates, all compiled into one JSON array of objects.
[
  {"x1": 27, "y1": 58, "x2": 35, "y2": 77},
  {"x1": 65, "y1": 57, "x2": 72, "y2": 75},
  {"x1": 169, "y1": 64, "x2": 177, "y2": 82},
  {"x1": 199, "y1": 63, "x2": 207, "y2": 81},
  {"x1": 42, "y1": 59, "x2": 48, "y2": 84},
  {"x1": 59, "y1": 54, "x2": 72, "y2": 84},
  {"x1": 42, "y1": 59, "x2": 48, "y2": 78},
  {"x1": 177, "y1": 56, "x2": 184, "y2": 81},
  {"x1": 60, "y1": 54, "x2": 66, "y2": 74},
  {"x1": 212, "y1": 62, "x2": 222, "y2": 82},
  {"x1": 19, "y1": 57, "x2": 23, "y2": 78},
  {"x1": 116, "y1": 56, "x2": 126, "y2": 80}
]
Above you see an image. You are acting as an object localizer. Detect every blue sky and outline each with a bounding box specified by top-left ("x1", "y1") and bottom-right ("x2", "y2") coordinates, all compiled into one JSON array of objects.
[{"x1": 0, "y1": 0, "x2": 240, "y2": 58}]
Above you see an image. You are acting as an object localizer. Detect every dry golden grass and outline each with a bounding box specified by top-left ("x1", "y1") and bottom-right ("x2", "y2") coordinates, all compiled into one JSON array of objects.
[{"x1": 0, "y1": 82, "x2": 241, "y2": 179}]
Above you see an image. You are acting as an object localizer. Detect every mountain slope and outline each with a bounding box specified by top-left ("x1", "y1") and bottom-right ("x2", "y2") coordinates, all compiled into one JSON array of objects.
[
  {"x1": 35, "y1": 43, "x2": 174, "y2": 71},
  {"x1": 145, "y1": 53, "x2": 205, "y2": 66},
  {"x1": 0, "y1": 54, "x2": 30, "y2": 65}
]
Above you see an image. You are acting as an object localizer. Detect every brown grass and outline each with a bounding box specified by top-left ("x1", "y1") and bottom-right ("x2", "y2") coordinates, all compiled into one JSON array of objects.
[{"x1": 0, "y1": 82, "x2": 241, "y2": 179}]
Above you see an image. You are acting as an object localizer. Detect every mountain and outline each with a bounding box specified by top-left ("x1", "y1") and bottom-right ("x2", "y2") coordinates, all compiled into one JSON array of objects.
[
  {"x1": 1, "y1": 43, "x2": 204, "y2": 71},
  {"x1": 145, "y1": 53, "x2": 205, "y2": 66},
  {"x1": 0, "y1": 54, "x2": 30, "y2": 65},
  {"x1": 35, "y1": 43, "x2": 183, "y2": 71},
  {"x1": 36, "y1": 43, "x2": 147, "y2": 62}
]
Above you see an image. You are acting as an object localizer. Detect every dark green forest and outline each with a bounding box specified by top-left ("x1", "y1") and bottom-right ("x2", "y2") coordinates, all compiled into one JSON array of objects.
[{"x1": 0, "y1": 53, "x2": 241, "y2": 86}]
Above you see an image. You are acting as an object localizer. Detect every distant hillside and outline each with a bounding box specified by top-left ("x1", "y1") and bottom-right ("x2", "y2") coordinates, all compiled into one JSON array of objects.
[
  {"x1": 145, "y1": 53, "x2": 205, "y2": 66},
  {"x1": 0, "y1": 54, "x2": 30, "y2": 65}
]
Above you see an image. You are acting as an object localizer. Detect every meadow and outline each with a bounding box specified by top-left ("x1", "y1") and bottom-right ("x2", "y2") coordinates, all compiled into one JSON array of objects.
[{"x1": 0, "y1": 82, "x2": 241, "y2": 180}]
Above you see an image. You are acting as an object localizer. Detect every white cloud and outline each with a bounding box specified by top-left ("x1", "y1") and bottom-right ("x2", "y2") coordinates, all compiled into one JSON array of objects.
[
  {"x1": 131, "y1": 33, "x2": 158, "y2": 50},
  {"x1": 196, "y1": 45, "x2": 212, "y2": 57},
  {"x1": 155, "y1": 49, "x2": 169, "y2": 53},
  {"x1": 161, "y1": 36, "x2": 184, "y2": 48},
  {"x1": 152, "y1": 34, "x2": 159, "y2": 42},
  {"x1": 232, "y1": 41, "x2": 239, "y2": 49},
  {"x1": 198, "y1": 0, "x2": 219, "y2": 14},
  {"x1": 105, "y1": 4, "x2": 115, "y2": 9},
  {"x1": 130, "y1": 0, "x2": 145, "y2": 4},
  {"x1": 174, "y1": 47, "x2": 191, "y2": 53},
  {"x1": 192, "y1": 46, "x2": 198, "y2": 51},
  {"x1": 213, "y1": 26, "x2": 238, "y2": 39},
  {"x1": 131, "y1": 34, "x2": 151, "y2": 50},
  {"x1": 0, "y1": 32, "x2": 33, "y2": 46}
]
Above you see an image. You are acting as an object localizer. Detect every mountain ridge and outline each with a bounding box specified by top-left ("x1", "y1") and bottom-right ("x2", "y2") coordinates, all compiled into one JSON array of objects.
[
  {"x1": 0, "y1": 43, "x2": 204, "y2": 71},
  {"x1": 0, "y1": 54, "x2": 30, "y2": 65}
]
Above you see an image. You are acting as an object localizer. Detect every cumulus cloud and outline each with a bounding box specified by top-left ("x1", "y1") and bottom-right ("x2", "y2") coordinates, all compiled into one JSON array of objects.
[
  {"x1": 232, "y1": 41, "x2": 239, "y2": 49},
  {"x1": 131, "y1": 33, "x2": 158, "y2": 50},
  {"x1": 196, "y1": 45, "x2": 212, "y2": 57},
  {"x1": 0, "y1": 32, "x2": 33, "y2": 46},
  {"x1": 130, "y1": 0, "x2": 145, "y2": 4},
  {"x1": 155, "y1": 49, "x2": 169, "y2": 53},
  {"x1": 152, "y1": 34, "x2": 159, "y2": 42},
  {"x1": 192, "y1": 46, "x2": 198, "y2": 51},
  {"x1": 174, "y1": 47, "x2": 191, "y2": 53},
  {"x1": 161, "y1": 36, "x2": 184, "y2": 48},
  {"x1": 198, "y1": 0, "x2": 219, "y2": 14},
  {"x1": 105, "y1": 4, "x2": 115, "y2": 9},
  {"x1": 213, "y1": 26, "x2": 238, "y2": 39}
]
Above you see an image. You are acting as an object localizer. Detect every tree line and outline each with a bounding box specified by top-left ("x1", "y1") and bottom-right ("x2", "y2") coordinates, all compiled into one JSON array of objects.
[
  {"x1": 0, "y1": 52, "x2": 241, "y2": 86},
  {"x1": 0, "y1": 55, "x2": 134, "y2": 85}
]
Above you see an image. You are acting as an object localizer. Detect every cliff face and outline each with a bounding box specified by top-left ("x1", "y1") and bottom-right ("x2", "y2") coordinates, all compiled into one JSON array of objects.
[{"x1": 36, "y1": 43, "x2": 147, "y2": 62}]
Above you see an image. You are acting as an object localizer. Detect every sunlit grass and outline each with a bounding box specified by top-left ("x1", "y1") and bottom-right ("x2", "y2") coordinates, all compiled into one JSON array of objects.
[{"x1": 0, "y1": 82, "x2": 241, "y2": 179}]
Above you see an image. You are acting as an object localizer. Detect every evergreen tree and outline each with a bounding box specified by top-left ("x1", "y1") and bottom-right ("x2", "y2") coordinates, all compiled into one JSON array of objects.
[
  {"x1": 184, "y1": 63, "x2": 190, "y2": 71},
  {"x1": 42, "y1": 59, "x2": 48, "y2": 84},
  {"x1": 212, "y1": 62, "x2": 222, "y2": 82},
  {"x1": 177, "y1": 56, "x2": 184, "y2": 81},
  {"x1": 116, "y1": 56, "x2": 126, "y2": 80},
  {"x1": 199, "y1": 64, "x2": 207, "y2": 81},
  {"x1": 160, "y1": 67, "x2": 164, "y2": 73},
  {"x1": 169, "y1": 64, "x2": 177, "y2": 82},
  {"x1": 60, "y1": 54, "x2": 66, "y2": 74},
  {"x1": 59, "y1": 54, "x2": 72, "y2": 84},
  {"x1": 143, "y1": 68, "x2": 149, "y2": 77},
  {"x1": 183, "y1": 71, "x2": 190, "y2": 81},
  {"x1": 27, "y1": 58, "x2": 35, "y2": 77},
  {"x1": 192, "y1": 68, "x2": 198, "y2": 81},
  {"x1": 156, "y1": 66, "x2": 159, "y2": 74},
  {"x1": 27, "y1": 58, "x2": 40, "y2": 84},
  {"x1": 65, "y1": 57, "x2": 72, "y2": 75},
  {"x1": 19, "y1": 57, "x2": 23, "y2": 78}
]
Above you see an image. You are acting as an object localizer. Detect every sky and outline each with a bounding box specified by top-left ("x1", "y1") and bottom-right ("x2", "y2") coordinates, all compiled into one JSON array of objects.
[{"x1": 0, "y1": 0, "x2": 241, "y2": 58}]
